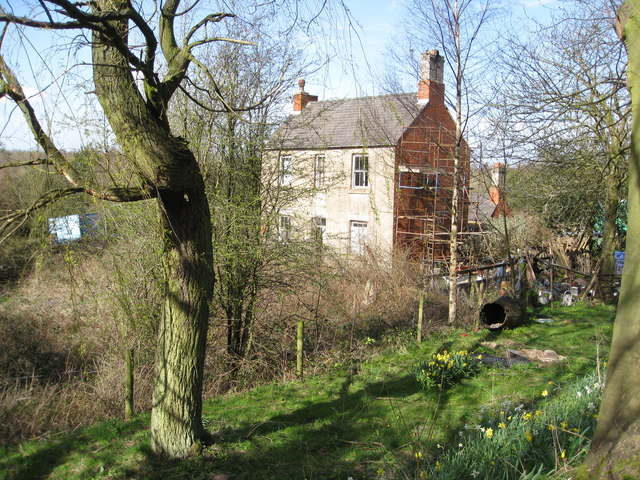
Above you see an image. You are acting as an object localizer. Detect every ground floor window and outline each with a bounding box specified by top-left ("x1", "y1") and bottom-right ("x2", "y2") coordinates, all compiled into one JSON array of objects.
[
  {"x1": 350, "y1": 220, "x2": 368, "y2": 254},
  {"x1": 279, "y1": 215, "x2": 291, "y2": 242},
  {"x1": 313, "y1": 217, "x2": 326, "y2": 245}
]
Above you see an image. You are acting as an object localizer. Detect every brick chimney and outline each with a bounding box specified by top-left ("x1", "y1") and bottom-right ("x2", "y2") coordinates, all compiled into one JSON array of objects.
[
  {"x1": 293, "y1": 79, "x2": 318, "y2": 114},
  {"x1": 418, "y1": 50, "x2": 445, "y2": 105},
  {"x1": 489, "y1": 162, "x2": 506, "y2": 204}
]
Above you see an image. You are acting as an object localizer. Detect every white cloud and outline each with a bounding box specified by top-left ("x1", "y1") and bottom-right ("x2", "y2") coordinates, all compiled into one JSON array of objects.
[{"x1": 0, "y1": 86, "x2": 45, "y2": 104}]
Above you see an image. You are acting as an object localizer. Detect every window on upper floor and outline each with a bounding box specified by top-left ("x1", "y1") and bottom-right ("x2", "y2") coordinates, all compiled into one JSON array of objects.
[
  {"x1": 279, "y1": 155, "x2": 292, "y2": 186},
  {"x1": 398, "y1": 171, "x2": 438, "y2": 191},
  {"x1": 314, "y1": 154, "x2": 325, "y2": 187},
  {"x1": 352, "y1": 154, "x2": 369, "y2": 188}
]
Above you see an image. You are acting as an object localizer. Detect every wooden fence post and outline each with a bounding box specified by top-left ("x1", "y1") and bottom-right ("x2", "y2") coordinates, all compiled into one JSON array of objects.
[
  {"x1": 417, "y1": 293, "x2": 425, "y2": 343},
  {"x1": 296, "y1": 320, "x2": 304, "y2": 378},
  {"x1": 125, "y1": 348, "x2": 134, "y2": 420}
]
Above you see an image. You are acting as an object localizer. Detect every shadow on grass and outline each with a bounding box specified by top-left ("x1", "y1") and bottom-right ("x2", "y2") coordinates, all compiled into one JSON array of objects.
[
  {"x1": 2, "y1": 417, "x2": 148, "y2": 480},
  {"x1": 127, "y1": 372, "x2": 419, "y2": 480}
]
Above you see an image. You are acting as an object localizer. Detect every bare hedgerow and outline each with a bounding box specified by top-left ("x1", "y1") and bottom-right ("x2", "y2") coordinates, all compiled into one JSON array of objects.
[
  {"x1": 0, "y1": 229, "x2": 159, "y2": 444},
  {"x1": 1, "y1": 228, "x2": 444, "y2": 443}
]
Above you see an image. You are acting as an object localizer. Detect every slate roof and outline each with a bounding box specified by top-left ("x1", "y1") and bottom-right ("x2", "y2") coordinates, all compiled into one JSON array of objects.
[
  {"x1": 271, "y1": 93, "x2": 423, "y2": 150},
  {"x1": 468, "y1": 192, "x2": 498, "y2": 225}
]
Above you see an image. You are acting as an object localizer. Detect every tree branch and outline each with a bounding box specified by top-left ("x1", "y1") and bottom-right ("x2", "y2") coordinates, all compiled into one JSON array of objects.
[
  {"x1": 0, "y1": 53, "x2": 154, "y2": 203},
  {"x1": 0, "y1": 186, "x2": 84, "y2": 243},
  {"x1": 184, "y1": 13, "x2": 235, "y2": 45},
  {"x1": 0, "y1": 158, "x2": 51, "y2": 168},
  {"x1": 0, "y1": 13, "x2": 84, "y2": 29}
]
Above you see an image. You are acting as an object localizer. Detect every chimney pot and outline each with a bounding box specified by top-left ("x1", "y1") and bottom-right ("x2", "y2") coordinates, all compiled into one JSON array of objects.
[
  {"x1": 293, "y1": 79, "x2": 318, "y2": 113},
  {"x1": 489, "y1": 163, "x2": 506, "y2": 205}
]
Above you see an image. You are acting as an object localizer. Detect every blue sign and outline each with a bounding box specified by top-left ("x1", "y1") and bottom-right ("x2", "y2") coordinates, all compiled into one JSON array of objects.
[{"x1": 614, "y1": 251, "x2": 626, "y2": 275}]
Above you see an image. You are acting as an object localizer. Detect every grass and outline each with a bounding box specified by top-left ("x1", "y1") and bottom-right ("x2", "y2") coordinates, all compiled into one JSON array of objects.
[{"x1": 0, "y1": 303, "x2": 615, "y2": 480}]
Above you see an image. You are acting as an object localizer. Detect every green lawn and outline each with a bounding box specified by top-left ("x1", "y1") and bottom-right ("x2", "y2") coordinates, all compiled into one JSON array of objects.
[{"x1": 0, "y1": 303, "x2": 615, "y2": 480}]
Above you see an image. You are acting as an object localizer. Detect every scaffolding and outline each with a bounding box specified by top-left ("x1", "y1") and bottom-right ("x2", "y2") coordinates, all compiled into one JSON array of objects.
[{"x1": 394, "y1": 124, "x2": 469, "y2": 268}]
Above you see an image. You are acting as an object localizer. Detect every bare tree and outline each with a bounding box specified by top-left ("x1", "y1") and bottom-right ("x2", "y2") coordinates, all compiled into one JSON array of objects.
[
  {"x1": 389, "y1": 0, "x2": 501, "y2": 323},
  {"x1": 493, "y1": 0, "x2": 629, "y2": 292},
  {"x1": 170, "y1": 12, "x2": 303, "y2": 370},
  {"x1": 0, "y1": 0, "x2": 347, "y2": 459}
]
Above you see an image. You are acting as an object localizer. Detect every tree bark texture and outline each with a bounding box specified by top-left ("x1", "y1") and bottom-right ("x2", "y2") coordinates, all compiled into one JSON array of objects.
[
  {"x1": 448, "y1": 17, "x2": 463, "y2": 324},
  {"x1": 91, "y1": 2, "x2": 214, "y2": 458},
  {"x1": 582, "y1": 2, "x2": 640, "y2": 476}
]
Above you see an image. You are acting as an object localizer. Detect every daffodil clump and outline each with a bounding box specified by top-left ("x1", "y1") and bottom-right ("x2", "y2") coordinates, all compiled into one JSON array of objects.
[
  {"x1": 427, "y1": 370, "x2": 605, "y2": 479},
  {"x1": 413, "y1": 350, "x2": 482, "y2": 390}
]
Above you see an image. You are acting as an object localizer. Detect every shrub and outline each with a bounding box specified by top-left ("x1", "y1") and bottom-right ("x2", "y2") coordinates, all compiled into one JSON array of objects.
[{"x1": 413, "y1": 350, "x2": 483, "y2": 390}]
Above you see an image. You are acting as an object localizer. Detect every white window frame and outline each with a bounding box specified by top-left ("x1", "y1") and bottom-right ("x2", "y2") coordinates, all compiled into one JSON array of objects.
[
  {"x1": 351, "y1": 154, "x2": 369, "y2": 188},
  {"x1": 314, "y1": 154, "x2": 325, "y2": 187},
  {"x1": 278, "y1": 215, "x2": 291, "y2": 243},
  {"x1": 350, "y1": 220, "x2": 368, "y2": 254},
  {"x1": 279, "y1": 155, "x2": 292, "y2": 186},
  {"x1": 313, "y1": 217, "x2": 327, "y2": 245}
]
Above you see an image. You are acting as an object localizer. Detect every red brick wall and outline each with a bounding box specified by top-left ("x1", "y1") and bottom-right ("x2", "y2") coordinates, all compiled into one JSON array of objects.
[{"x1": 393, "y1": 99, "x2": 470, "y2": 263}]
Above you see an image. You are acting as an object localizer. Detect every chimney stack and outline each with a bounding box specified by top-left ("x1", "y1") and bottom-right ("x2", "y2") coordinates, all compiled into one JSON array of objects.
[
  {"x1": 489, "y1": 163, "x2": 506, "y2": 205},
  {"x1": 293, "y1": 79, "x2": 318, "y2": 114},
  {"x1": 418, "y1": 50, "x2": 445, "y2": 105}
]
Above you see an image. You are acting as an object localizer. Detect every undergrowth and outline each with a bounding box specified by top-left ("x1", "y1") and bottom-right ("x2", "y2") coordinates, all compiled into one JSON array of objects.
[{"x1": 0, "y1": 303, "x2": 615, "y2": 480}]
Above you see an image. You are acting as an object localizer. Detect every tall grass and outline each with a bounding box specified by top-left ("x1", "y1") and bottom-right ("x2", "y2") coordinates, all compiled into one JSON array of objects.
[{"x1": 0, "y1": 303, "x2": 614, "y2": 480}]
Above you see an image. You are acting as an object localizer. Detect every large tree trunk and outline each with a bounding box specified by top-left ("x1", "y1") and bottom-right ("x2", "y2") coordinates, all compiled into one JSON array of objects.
[
  {"x1": 582, "y1": 2, "x2": 640, "y2": 476},
  {"x1": 151, "y1": 178, "x2": 213, "y2": 458},
  {"x1": 92, "y1": 3, "x2": 214, "y2": 458}
]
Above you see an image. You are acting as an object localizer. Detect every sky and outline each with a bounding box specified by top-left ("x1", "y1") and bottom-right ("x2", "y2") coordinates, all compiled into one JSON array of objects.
[
  {"x1": 0, "y1": 0, "x2": 559, "y2": 152},
  {"x1": 304, "y1": 0, "x2": 558, "y2": 99}
]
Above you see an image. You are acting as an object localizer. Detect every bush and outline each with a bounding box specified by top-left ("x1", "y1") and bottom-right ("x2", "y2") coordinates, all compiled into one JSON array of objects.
[{"x1": 413, "y1": 350, "x2": 483, "y2": 390}]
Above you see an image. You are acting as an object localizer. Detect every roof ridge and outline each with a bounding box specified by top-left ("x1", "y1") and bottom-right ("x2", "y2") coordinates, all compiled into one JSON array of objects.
[{"x1": 317, "y1": 92, "x2": 417, "y2": 103}]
